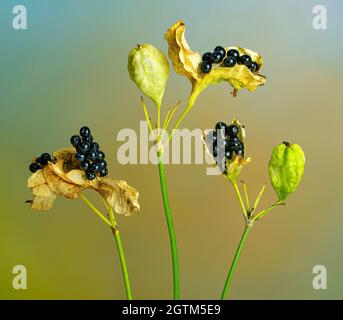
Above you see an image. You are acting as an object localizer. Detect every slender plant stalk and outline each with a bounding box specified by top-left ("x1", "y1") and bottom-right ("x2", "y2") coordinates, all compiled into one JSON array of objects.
[
  {"x1": 80, "y1": 194, "x2": 133, "y2": 300},
  {"x1": 157, "y1": 149, "x2": 180, "y2": 299},
  {"x1": 221, "y1": 225, "x2": 251, "y2": 300}
]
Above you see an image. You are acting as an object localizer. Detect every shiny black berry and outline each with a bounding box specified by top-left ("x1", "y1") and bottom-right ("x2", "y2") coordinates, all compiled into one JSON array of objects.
[
  {"x1": 79, "y1": 141, "x2": 90, "y2": 153},
  {"x1": 97, "y1": 160, "x2": 107, "y2": 169},
  {"x1": 90, "y1": 162, "x2": 100, "y2": 173},
  {"x1": 90, "y1": 142, "x2": 99, "y2": 152},
  {"x1": 250, "y1": 62, "x2": 258, "y2": 72},
  {"x1": 236, "y1": 148, "x2": 244, "y2": 157},
  {"x1": 37, "y1": 153, "x2": 51, "y2": 166},
  {"x1": 228, "y1": 141, "x2": 241, "y2": 152},
  {"x1": 211, "y1": 51, "x2": 224, "y2": 63},
  {"x1": 99, "y1": 168, "x2": 108, "y2": 177},
  {"x1": 226, "y1": 124, "x2": 239, "y2": 137},
  {"x1": 238, "y1": 55, "x2": 252, "y2": 67},
  {"x1": 75, "y1": 152, "x2": 85, "y2": 162},
  {"x1": 83, "y1": 135, "x2": 93, "y2": 143},
  {"x1": 86, "y1": 150, "x2": 97, "y2": 161},
  {"x1": 97, "y1": 151, "x2": 105, "y2": 161},
  {"x1": 29, "y1": 162, "x2": 41, "y2": 173},
  {"x1": 227, "y1": 49, "x2": 240, "y2": 59},
  {"x1": 202, "y1": 52, "x2": 213, "y2": 62},
  {"x1": 70, "y1": 135, "x2": 81, "y2": 147},
  {"x1": 215, "y1": 122, "x2": 227, "y2": 134},
  {"x1": 225, "y1": 150, "x2": 232, "y2": 160},
  {"x1": 80, "y1": 126, "x2": 91, "y2": 138},
  {"x1": 212, "y1": 145, "x2": 220, "y2": 158},
  {"x1": 223, "y1": 56, "x2": 236, "y2": 67},
  {"x1": 85, "y1": 169, "x2": 96, "y2": 180},
  {"x1": 214, "y1": 46, "x2": 226, "y2": 57},
  {"x1": 80, "y1": 160, "x2": 90, "y2": 170},
  {"x1": 201, "y1": 61, "x2": 212, "y2": 73}
]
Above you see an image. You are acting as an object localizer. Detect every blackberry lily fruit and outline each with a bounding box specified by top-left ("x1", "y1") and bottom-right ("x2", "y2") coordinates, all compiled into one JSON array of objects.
[
  {"x1": 37, "y1": 153, "x2": 52, "y2": 166},
  {"x1": 223, "y1": 56, "x2": 236, "y2": 67},
  {"x1": 214, "y1": 46, "x2": 226, "y2": 57},
  {"x1": 201, "y1": 61, "x2": 212, "y2": 73},
  {"x1": 80, "y1": 160, "x2": 90, "y2": 170},
  {"x1": 226, "y1": 124, "x2": 239, "y2": 137},
  {"x1": 75, "y1": 152, "x2": 85, "y2": 162},
  {"x1": 211, "y1": 51, "x2": 224, "y2": 64},
  {"x1": 238, "y1": 54, "x2": 252, "y2": 67},
  {"x1": 79, "y1": 141, "x2": 90, "y2": 153},
  {"x1": 29, "y1": 162, "x2": 41, "y2": 173},
  {"x1": 85, "y1": 169, "x2": 96, "y2": 180},
  {"x1": 250, "y1": 62, "x2": 258, "y2": 73},
  {"x1": 90, "y1": 162, "x2": 100, "y2": 173},
  {"x1": 215, "y1": 122, "x2": 227, "y2": 135},
  {"x1": 86, "y1": 150, "x2": 98, "y2": 162},
  {"x1": 99, "y1": 168, "x2": 108, "y2": 177},
  {"x1": 97, "y1": 151, "x2": 105, "y2": 161},
  {"x1": 98, "y1": 160, "x2": 107, "y2": 169},
  {"x1": 90, "y1": 142, "x2": 99, "y2": 152},
  {"x1": 84, "y1": 135, "x2": 93, "y2": 143},
  {"x1": 80, "y1": 126, "x2": 91, "y2": 138},
  {"x1": 227, "y1": 49, "x2": 240, "y2": 59},
  {"x1": 202, "y1": 52, "x2": 213, "y2": 62},
  {"x1": 70, "y1": 135, "x2": 81, "y2": 147}
]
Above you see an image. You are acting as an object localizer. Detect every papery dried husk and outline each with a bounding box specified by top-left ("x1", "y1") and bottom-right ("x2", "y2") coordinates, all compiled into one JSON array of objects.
[
  {"x1": 27, "y1": 148, "x2": 140, "y2": 215},
  {"x1": 165, "y1": 21, "x2": 266, "y2": 93}
]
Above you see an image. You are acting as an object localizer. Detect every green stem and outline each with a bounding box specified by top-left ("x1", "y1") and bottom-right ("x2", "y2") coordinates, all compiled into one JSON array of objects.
[
  {"x1": 157, "y1": 149, "x2": 180, "y2": 300},
  {"x1": 80, "y1": 194, "x2": 132, "y2": 300},
  {"x1": 231, "y1": 181, "x2": 248, "y2": 219},
  {"x1": 111, "y1": 227, "x2": 133, "y2": 300},
  {"x1": 221, "y1": 225, "x2": 251, "y2": 300}
]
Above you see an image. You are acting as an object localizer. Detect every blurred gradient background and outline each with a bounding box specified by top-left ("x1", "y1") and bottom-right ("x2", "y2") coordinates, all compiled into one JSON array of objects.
[{"x1": 0, "y1": 0, "x2": 342, "y2": 299}]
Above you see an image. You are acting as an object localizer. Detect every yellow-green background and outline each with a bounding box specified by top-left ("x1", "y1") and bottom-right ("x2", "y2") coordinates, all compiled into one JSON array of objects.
[{"x1": 0, "y1": 0, "x2": 342, "y2": 299}]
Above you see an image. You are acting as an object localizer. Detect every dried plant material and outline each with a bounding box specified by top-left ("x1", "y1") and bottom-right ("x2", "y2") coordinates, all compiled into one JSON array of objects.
[
  {"x1": 164, "y1": 20, "x2": 202, "y2": 83},
  {"x1": 203, "y1": 119, "x2": 251, "y2": 182},
  {"x1": 165, "y1": 21, "x2": 266, "y2": 94},
  {"x1": 96, "y1": 178, "x2": 140, "y2": 216},
  {"x1": 27, "y1": 148, "x2": 140, "y2": 215}
]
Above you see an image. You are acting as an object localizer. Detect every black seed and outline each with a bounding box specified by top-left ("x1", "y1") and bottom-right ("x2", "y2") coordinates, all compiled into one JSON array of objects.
[
  {"x1": 29, "y1": 163, "x2": 40, "y2": 173},
  {"x1": 85, "y1": 169, "x2": 96, "y2": 180},
  {"x1": 202, "y1": 52, "x2": 213, "y2": 62},
  {"x1": 211, "y1": 51, "x2": 224, "y2": 63},
  {"x1": 228, "y1": 141, "x2": 241, "y2": 152},
  {"x1": 226, "y1": 124, "x2": 239, "y2": 137},
  {"x1": 225, "y1": 150, "x2": 232, "y2": 159},
  {"x1": 214, "y1": 46, "x2": 226, "y2": 57},
  {"x1": 80, "y1": 126, "x2": 91, "y2": 138},
  {"x1": 215, "y1": 122, "x2": 227, "y2": 134},
  {"x1": 37, "y1": 153, "x2": 51, "y2": 166},
  {"x1": 75, "y1": 152, "x2": 85, "y2": 162},
  {"x1": 238, "y1": 55, "x2": 252, "y2": 67},
  {"x1": 236, "y1": 149, "x2": 244, "y2": 157},
  {"x1": 80, "y1": 160, "x2": 90, "y2": 170},
  {"x1": 223, "y1": 56, "x2": 236, "y2": 67},
  {"x1": 79, "y1": 141, "x2": 90, "y2": 153},
  {"x1": 86, "y1": 150, "x2": 97, "y2": 161},
  {"x1": 97, "y1": 151, "x2": 105, "y2": 161},
  {"x1": 201, "y1": 61, "x2": 212, "y2": 73},
  {"x1": 99, "y1": 168, "x2": 108, "y2": 177},
  {"x1": 70, "y1": 135, "x2": 81, "y2": 147},
  {"x1": 227, "y1": 49, "x2": 240, "y2": 59},
  {"x1": 90, "y1": 162, "x2": 100, "y2": 173},
  {"x1": 89, "y1": 142, "x2": 99, "y2": 152},
  {"x1": 97, "y1": 160, "x2": 107, "y2": 169},
  {"x1": 250, "y1": 62, "x2": 258, "y2": 73},
  {"x1": 83, "y1": 135, "x2": 93, "y2": 143},
  {"x1": 212, "y1": 145, "x2": 220, "y2": 157}
]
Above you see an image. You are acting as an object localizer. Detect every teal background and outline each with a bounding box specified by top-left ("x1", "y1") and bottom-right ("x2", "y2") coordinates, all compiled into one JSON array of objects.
[{"x1": 0, "y1": 0, "x2": 342, "y2": 299}]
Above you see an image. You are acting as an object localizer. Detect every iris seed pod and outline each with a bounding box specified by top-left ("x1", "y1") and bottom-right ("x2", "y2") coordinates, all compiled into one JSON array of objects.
[
  {"x1": 268, "y1": 142, "x2": 305, "y2": 202},
  {"x1": 128, "y1": 44, "x2": 169, "y2": 107}
]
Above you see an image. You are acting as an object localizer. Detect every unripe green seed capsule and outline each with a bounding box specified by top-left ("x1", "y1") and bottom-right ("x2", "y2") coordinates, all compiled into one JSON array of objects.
[
  {"x1": 128, "y1": 44, "x2": 169, "y2": 107},
  {"x1": 269, "y1": 141, "x2": 305, "y2": 202}
]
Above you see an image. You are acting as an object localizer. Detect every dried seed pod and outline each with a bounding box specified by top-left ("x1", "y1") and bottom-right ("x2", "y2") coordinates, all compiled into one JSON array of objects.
[
  {"x1": 269, "y1": 142, "x2": 305, "y2": 202},
  {"x1": 128, "y1": 43, "x2": 169, "y2": 107}
]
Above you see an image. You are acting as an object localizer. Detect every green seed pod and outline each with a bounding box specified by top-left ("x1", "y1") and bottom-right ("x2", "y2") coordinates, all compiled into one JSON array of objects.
[
  {"x1": 128, "y1": 44, "x2": 169, "y2": 107},
  {"x1": 269, "y1": 142, "x2": 305, "y2": 202}
]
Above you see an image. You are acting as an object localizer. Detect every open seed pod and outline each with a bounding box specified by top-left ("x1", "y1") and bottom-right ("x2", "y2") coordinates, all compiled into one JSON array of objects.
[
  {"x1": 203, "y1": 119, "x2": 251, "y2": 182},
  {"x1": 164, "y1": 20, "x2": 266, "y2": 96},
  {"x1": 27, "y1": 148, "x2": 140, "y2": 215}
]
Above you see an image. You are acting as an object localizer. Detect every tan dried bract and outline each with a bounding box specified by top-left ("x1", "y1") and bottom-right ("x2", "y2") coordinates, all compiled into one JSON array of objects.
[{"x1": 26, "y1": 148, "x2": 140, "y2": 215}]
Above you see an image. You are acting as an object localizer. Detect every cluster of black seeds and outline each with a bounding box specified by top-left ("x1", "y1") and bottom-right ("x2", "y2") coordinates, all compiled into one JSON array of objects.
[
  {"x1": 70, "y1": 126, "x2": 108, "y2": 180},
  {"x1": 200, "y1": 46, "x2": 259, "y2": 74},
  {"x1": 29, "y1": 153, "x2": 53, "y2": 173},
  {"x1": 207, "y1": 122, "x2": 244, "y2": 173}
]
